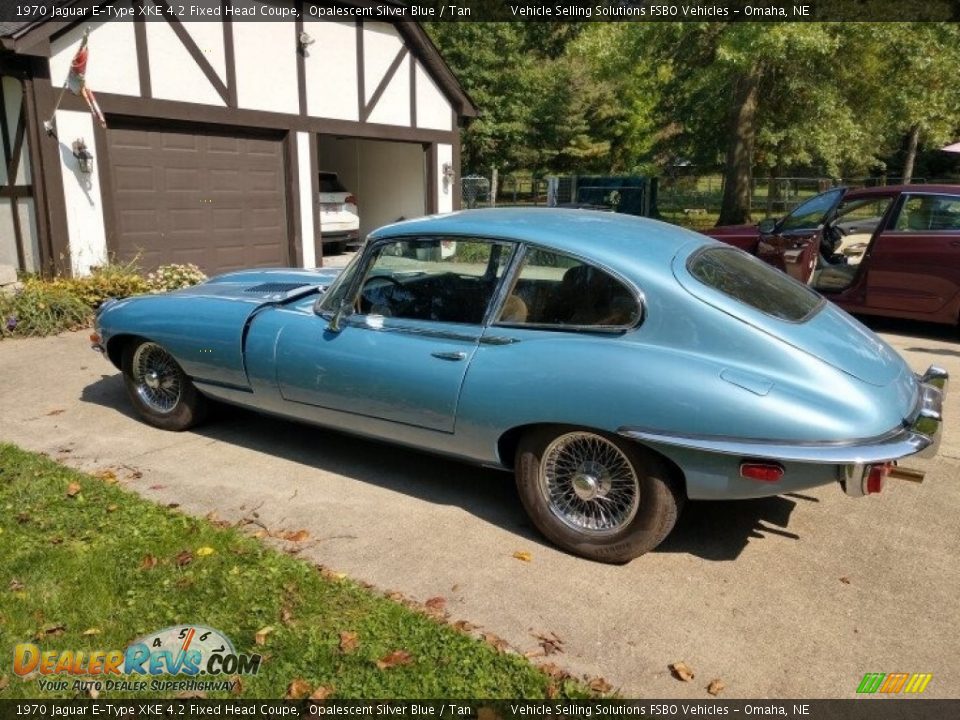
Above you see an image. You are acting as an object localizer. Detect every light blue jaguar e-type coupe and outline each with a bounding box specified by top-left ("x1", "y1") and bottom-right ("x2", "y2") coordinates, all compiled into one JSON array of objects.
[{"x1": 92, "y1": 209, "x2": 947, "y2": 562}]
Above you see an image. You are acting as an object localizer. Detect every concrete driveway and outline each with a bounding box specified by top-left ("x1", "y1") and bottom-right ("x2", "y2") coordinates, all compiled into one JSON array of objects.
[{"x1": 1, "y1": 318, "x2": 958, "y2": 698}]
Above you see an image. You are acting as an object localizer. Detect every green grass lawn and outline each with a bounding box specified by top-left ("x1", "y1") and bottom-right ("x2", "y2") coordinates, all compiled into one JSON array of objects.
[{"x1": 0, "y1": 444, "x2": 593, "y2": 699}]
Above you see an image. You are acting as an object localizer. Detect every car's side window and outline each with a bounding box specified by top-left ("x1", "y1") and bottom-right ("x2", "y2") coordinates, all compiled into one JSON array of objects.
[
  {"x1": 497, "y1": 248, "x2": 640, "y2": 329},
  {"x1": 894, "y1": 195, "x2": 960, "y2": 232},
  {"x1": 354, "y1": 238, "x2": 515, "y2": 324}
]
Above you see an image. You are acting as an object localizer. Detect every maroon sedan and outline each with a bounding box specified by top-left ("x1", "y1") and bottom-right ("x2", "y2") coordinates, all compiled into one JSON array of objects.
[{"x1": 707, "y1": 185, "x2": 960, "y2": 327}]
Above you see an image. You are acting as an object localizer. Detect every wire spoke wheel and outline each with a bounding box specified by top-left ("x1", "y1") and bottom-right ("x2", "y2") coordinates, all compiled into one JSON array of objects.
[
  {"x1": 538, "y1": 431, "x2": 640, "y2": 536},
  {"x1": 131, "y1": 342, "x2": 183, "y2": 414}
]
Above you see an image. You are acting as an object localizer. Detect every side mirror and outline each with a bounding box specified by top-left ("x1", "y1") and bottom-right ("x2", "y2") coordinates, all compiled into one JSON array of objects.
[
  {"x1": 326, "y1": 299, "x2": 351, "y2": 333},
  {"x1": 757, "y1": 217, "x2": 778, "y2": 234}
]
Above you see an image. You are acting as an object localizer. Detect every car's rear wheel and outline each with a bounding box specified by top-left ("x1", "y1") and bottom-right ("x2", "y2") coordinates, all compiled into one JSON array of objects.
[
  {"x1": 122, "y1": 340, "x2": 207, "y2": 431},
  {"x1": 515, "y1": 426, "x2": 683, "y2": 563}
]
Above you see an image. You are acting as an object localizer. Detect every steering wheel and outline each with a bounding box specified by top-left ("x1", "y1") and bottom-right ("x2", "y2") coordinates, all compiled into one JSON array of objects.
[{"x1": 359, "y1": 275, "x2": 404, "y2": 314}]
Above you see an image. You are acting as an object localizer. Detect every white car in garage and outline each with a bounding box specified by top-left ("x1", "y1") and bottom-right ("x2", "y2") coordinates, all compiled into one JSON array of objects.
[{"x1": 318, "y1": 172, "x2": 360, "y2": 254}]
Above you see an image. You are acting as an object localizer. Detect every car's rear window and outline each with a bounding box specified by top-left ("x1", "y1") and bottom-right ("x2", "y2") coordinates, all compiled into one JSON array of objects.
[
  {"x1": 318, "y1": 173, "x2": 347, "y2": 193},
  {"x1": 687, "y1": 246, "x2": 823, "y2": 322}
]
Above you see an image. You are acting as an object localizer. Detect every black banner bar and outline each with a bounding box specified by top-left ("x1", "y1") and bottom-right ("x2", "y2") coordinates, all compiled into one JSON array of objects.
[
  {"x1": 0, "y1": 700, "x2": 957, "y2": 720},
  {"x1": 0, "y1": 0, "x2": 959, "y2": 23}
]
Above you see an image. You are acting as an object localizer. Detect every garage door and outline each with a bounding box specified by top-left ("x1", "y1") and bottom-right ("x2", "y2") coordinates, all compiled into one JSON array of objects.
[{"x1": 107, "y1": 125, "x2": 289, "y2": 274}]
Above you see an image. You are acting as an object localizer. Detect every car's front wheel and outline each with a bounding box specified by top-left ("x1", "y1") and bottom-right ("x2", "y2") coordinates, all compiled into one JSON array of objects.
[
  {"x1": 122, "y1": 340, "x2": 207, "y2": 431},
  {"x1": 515, "y1": 426, "x2": 684, "y2": 563}
]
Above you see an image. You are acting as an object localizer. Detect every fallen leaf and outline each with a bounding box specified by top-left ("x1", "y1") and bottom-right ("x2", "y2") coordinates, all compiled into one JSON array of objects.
[
  {"x1": 280, "y1": 605, "x2": 294, "y2": 624},
  {"x1": 533, "y1": 631, "x2": 564, "y2": 656},
  {"x1": 386, "y1": 590, "x2": 406, "y2": 602},
  {"x1": 149, "y1": 484, "x2": 167, "y2": 490},
  {"x1": 376, "y1": 650, "x2": 413, "y2": 670},
  {"x1": 94, "y1": 470, "x2": 118, "y2": 485},
  {"x1": 139, "y1": 554, "x2": 158, "y2": 570},
  {"x1": 252, "y1": 530, "x2": 268, "y2": 539},
  {"x1": 81, "y1": 628, "x2": 101, "y2": 636},
  {"x1": 512, "y1": 550, "x2": 533, "y2": 563},
  {"x1": 9, "y1": 579, "x2": 25, "y2": 592},
  {"x1": 126, "y1": 469, "x2": 143, "y2": 480},
  {"x1": 195, "y1": 547, "x2": 215, "y2": 557},
  {"x1": 546, "y1": 683, "x2": 557, "y2": 699},
  {"x1": 175, "y1": 691, "x2": 206, "y2": 699},
  {"x1": 538, "y1": 663, "x2": 571, "y2": 681},
  {"x1": 254, "y1": 626, "x2": 274, "y2": 646},
  {"x1": 670, "y1": 661, "x2": 695, "y2": 682},
  {"x1": 482, "y1": 633, "x2": 508, "y2": 653},
  {"x1": 38, "y1": 624, "x2": 65, "y2": 638},
  {"x1": 281, "y1": 529, "x2": 310, "y2": 542},
  {"x1": 174, "y1": 550, "x2": 193, "y2": 567},
  {"x1": 451, "y1": 584, "x2": 460, "y2": 592},
  {"x1": 66, "y1": 482, "x2": 81, "y2": 498},
  {"x1": 106, "y1": 504, "x2": 119, "y2": 513},
  {"x1": 285, "y1": 679, "x2": 311, "y2": 699},
  {"x1": 0, "y1": 675, "x2": 8, "y2": 691},
  {"x1": 230, "y1": 676, "x2": 243, "y2": 695},
  {"x1": 338, "y1": 631, "x2": 358, "y2": 654},
  {"x1": 839, "y1": 576, "x2": 851, "y2": 585},
  {"x1": 707, "y1": 678, "x2": 726, "y2": 696},
  {"x1": 46, "y1": 409, "x2": 65, "y2": 416},
  {"x1": 588, "y1": 677, "x2": 613, "y2": 694},
  {"x1": 452, "y1": 620, "x2": 477, "y2": 632},
  {"x1": 424, "y1": 596, "x2": 446, "y2": 612},
  {"x1": 309, "y1": 686, "x2": 334, "y2": 700}
]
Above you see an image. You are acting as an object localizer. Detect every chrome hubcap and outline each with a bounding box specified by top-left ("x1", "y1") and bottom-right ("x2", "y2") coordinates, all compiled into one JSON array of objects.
[
  {"x1": 539, "y1": 432, "x2": 640, "y2": 536},
  {"x1": 132, "y1": 343, "x2": 183, "y2": 414}
]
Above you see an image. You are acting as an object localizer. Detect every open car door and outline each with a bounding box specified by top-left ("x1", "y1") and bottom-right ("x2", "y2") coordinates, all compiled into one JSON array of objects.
[{"x1": 756, "y1": 187, "x2": 847, "y2": 284}]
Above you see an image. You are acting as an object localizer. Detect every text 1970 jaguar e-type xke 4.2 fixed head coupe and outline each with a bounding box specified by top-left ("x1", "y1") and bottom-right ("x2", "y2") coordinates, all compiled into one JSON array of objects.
[{"x1": 92, "y1": 209, "x2": 947, "y2": 563}]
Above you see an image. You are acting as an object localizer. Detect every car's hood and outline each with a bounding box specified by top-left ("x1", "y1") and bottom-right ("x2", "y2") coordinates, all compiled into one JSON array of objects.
[
  {"x1": 706, "y1": 223, "x2": 759, "y2": 237},
  {"x1": 171, "y1": 267, "x2": 342, "y2": 303}
]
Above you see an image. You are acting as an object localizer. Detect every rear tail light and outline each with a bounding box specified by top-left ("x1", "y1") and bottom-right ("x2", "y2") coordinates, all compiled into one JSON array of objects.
[
  {"x1": 344, "y1": 194, "x2": 357, "y2": 207},
  {"x1": 865, "y1": 463, "x2": 892, "y2": 495},
  {"x1": 740, "y1": 462, "x2": 784, "y2": 482}
]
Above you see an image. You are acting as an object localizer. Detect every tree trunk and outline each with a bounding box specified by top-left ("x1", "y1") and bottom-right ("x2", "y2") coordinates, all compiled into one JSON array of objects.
[
  {"x1": 902, "y1": 124, "x2": 920, "y2": 184},
  {"x1": 717, "y1": 66, "x2": 762, "y2": 226}
]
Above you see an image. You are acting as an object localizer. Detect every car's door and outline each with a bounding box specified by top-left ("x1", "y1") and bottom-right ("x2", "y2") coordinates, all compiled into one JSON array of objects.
[
  {"x1": 274, "y1": 236, "x2": 515, "y2": 432},
  {"x1": 456, "y1": 246, "x2": 644, "y2": 430},
  {"x1": 862, "y1": 193, "x2": 960, "y2": 317},
  {"x1": 757, "y1": 187, "x2": 846, "y2": 283}
]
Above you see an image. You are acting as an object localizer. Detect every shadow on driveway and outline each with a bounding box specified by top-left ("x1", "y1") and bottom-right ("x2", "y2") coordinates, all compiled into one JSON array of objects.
[{"x1": 81, "y1": 373, "x2": 806, "y2": 562}]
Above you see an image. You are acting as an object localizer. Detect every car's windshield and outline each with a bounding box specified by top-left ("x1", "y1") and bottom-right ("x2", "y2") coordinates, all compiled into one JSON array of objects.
[
  {"x1": 778, "y1": 187, "x2": 845, "y2": 232},
  {"x1": 688, "y1": 246, "x2": 824, "y2": 322}
]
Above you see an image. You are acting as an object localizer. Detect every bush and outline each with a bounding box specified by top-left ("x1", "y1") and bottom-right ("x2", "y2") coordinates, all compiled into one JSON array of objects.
[
  {"x1": 0, "y1": 284, "x2": 92, "y2": 339},
  {"x1": 147, "y1": 263, "x2": 207, "y2": 293},
  {"x1": 0, "y1": 261, "x2": 206, "y2": 340}
]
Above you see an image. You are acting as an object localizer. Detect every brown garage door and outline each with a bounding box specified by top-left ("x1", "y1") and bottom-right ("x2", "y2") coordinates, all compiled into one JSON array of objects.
[{"x1": 106, "y1": 124, "x2": 289, "y2": 275}]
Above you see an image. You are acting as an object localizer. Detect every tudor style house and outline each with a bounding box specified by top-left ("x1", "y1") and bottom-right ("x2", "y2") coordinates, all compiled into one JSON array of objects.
[{"x1": 0, "y1": 0, "x2": 475, "y2": 276}]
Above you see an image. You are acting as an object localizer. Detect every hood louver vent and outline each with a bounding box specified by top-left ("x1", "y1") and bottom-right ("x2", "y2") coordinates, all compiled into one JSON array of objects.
[{"x1": 244, "y1": 282, "x2": 311, "y2": 294}]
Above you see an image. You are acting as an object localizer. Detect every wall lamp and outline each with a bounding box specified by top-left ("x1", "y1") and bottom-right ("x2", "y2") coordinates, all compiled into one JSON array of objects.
[{"x1": 72, "y1": 139, "x2": 94, "y2": 175}]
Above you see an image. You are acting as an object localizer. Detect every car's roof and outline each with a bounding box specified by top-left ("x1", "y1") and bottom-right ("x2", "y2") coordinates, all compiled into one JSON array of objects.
[
  {"x1": 847, "y1": 183, "x2": 960, "y2": 198},
  {"x1": 370, "y1": 208, "x2": 710, "y2": 268}
]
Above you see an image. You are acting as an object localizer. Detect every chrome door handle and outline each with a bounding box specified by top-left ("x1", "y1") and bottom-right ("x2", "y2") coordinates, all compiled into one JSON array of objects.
[{"x1": 431, "y1": 351, "x2": 467, "y2": 361}]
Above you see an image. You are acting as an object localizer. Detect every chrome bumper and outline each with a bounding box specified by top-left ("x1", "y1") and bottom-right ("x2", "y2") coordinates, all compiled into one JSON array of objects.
[
  {"x1": 913, "y1": 365, "x2": 948, "y2": 459},
  {"x1": 618, "y1": 365, "x2": 948, "y2": 467}
]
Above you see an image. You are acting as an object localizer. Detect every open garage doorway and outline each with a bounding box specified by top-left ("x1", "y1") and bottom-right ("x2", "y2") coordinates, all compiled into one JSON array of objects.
[{"x1": 317, "y1": 135, "x2": 428, "y2": 256}]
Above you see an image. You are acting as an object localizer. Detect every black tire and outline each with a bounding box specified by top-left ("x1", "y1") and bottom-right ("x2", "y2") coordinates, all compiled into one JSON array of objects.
[
  {"x1": 121, "y1": 339, "x2": 207, "y2": 431},
  {"x1": 515, "y1": 425, "x2": 684, "y2": 563}
]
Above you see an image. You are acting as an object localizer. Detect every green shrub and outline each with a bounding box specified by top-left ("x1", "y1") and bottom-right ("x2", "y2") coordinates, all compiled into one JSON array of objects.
[
  {"x1": 0, "y1": 284, "x2": 92, "y2": 338},
  {"x1": 147, "y1": 263, "x2": 207, "y2": 293},
  {"x1": 1, "y1": 262, "x2": 207, "y2": 340}
]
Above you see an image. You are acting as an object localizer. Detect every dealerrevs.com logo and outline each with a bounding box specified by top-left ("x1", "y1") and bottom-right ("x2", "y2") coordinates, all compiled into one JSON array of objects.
[
  {"x1": 13, "y1": 625, "x2": 261, "y2": 694},
  {"x1": 857, "y1": 672, "x2": 933, "y2": 695}
]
